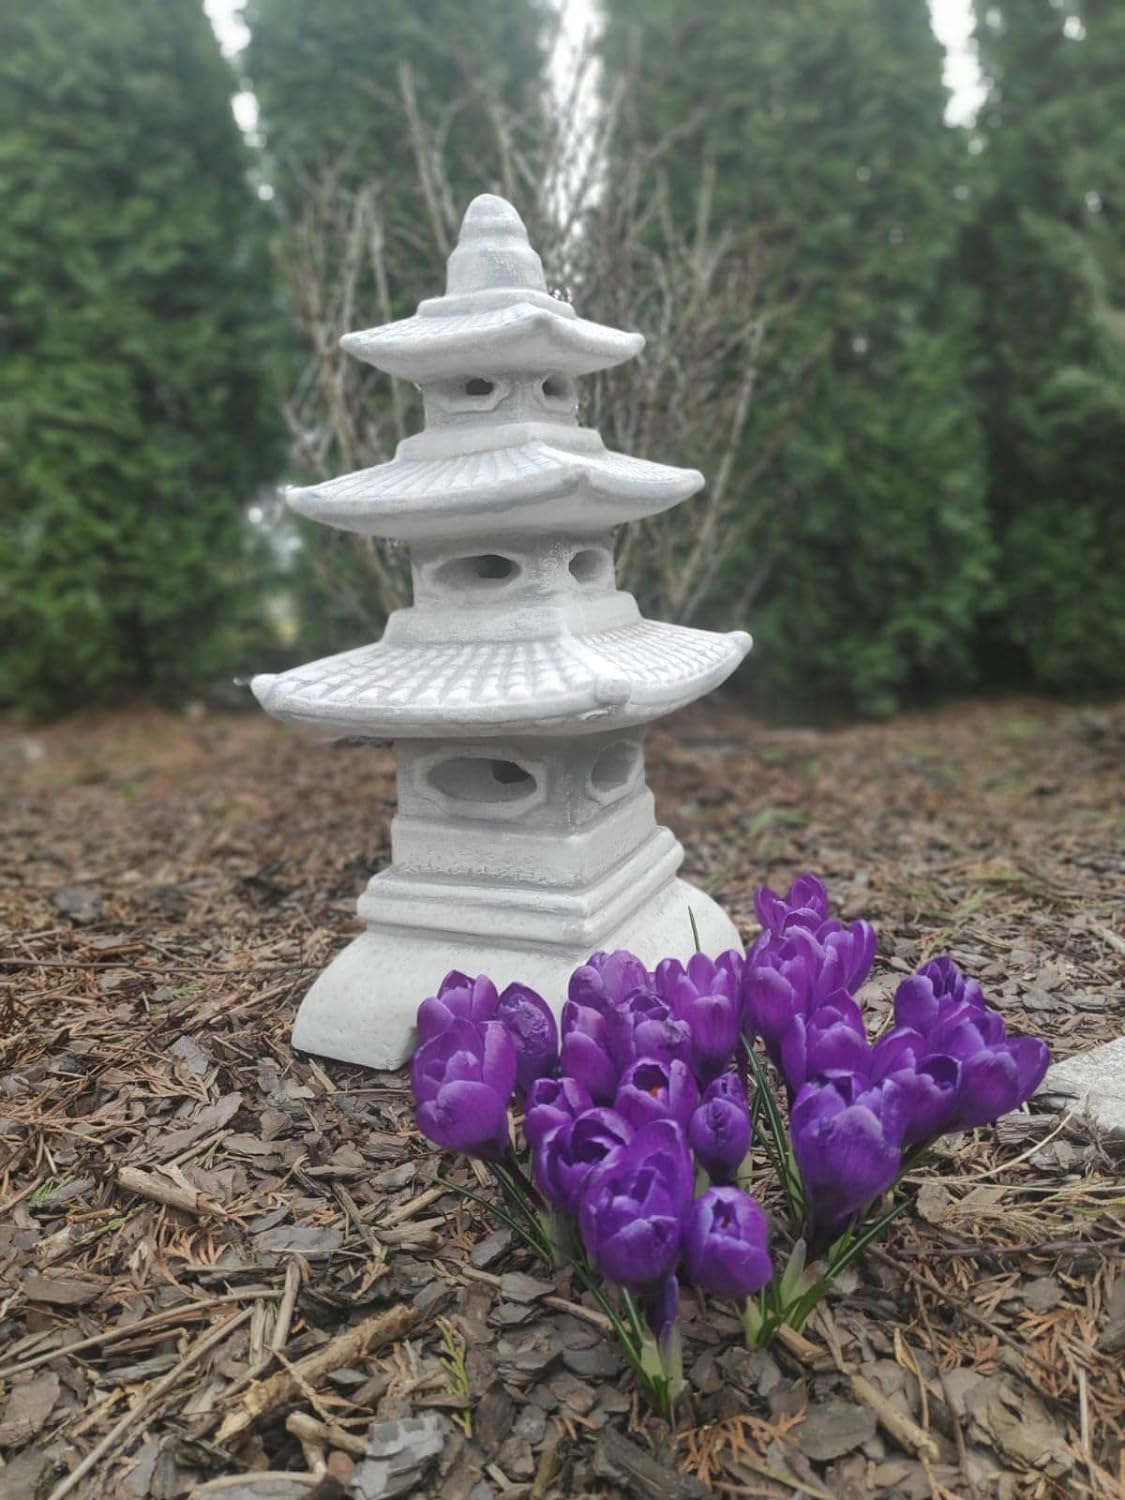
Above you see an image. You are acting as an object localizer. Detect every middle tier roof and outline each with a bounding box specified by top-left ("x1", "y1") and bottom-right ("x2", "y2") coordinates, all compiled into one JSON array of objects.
[
  {"x1": 252, "y1": 620, "x2": 752, "y2": 739},
  {"x1": 287, "y1": 430, "x2": 704, "y2": 542}
]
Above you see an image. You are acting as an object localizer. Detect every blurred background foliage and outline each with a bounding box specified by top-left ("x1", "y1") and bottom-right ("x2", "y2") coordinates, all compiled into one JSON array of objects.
[
  {"x1": 0, "y1": 0, "x2": 1120, "y2": 720},
  {"x1": 0, "y1": 0, "x2": 285, "y2": 716}
]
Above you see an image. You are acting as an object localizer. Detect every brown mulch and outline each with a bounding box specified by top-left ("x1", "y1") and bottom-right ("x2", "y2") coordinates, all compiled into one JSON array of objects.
[{"x1": 1, "y1": 693, "x2": 1123, "y2": 1500}]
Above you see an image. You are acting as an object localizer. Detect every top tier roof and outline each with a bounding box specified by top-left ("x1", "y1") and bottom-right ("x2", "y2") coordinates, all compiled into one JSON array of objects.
[{"x1": 341, "y1": 195, "x2": 644, "y2": 381}]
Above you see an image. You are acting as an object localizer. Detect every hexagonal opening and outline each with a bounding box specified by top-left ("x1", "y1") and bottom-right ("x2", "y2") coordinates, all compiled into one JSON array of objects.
[
  {"x1": 436, "y1": 553, "x2": 522, "y2": 590},
  {"x1": 428, "y1": 756, "x2": 538, "y2": 805},
  {"x1": 590, "y1": 741, "x2": 638, "y2": 795},
  {"x1": 569, "y1": 548, "x2": 610, "y2": 586}
]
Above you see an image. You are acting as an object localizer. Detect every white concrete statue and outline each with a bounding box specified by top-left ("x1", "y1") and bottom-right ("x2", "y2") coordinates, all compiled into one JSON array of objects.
[{"x1": 253, "y1": 195, "x2": 751, "y2": 1068}]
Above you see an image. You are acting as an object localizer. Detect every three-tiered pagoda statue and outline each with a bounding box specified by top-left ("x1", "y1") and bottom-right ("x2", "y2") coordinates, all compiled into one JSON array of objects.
[{"x1": 253, "y1": 195, "x2": 751, "y2": 1068}]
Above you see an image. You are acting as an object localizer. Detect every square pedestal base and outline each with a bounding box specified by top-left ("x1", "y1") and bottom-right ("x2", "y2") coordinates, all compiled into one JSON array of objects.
[{"x1": 291, "y1": 876, "x2": 742, "y2": 1069}]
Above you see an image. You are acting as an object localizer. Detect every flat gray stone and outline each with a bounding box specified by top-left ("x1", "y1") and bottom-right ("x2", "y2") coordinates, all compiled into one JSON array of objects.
[
  {"x1": 1040, "y1": 1039, "x2": 1125, "y2": 1132},
  {"x1": 352, "y1": 1414, "x2": 448, "y2": 1500}
]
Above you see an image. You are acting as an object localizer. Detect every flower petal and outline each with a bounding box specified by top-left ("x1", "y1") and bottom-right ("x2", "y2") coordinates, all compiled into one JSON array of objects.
[{"x1": 418, "y1": 1080, "x2": 509, "y2": 1158}]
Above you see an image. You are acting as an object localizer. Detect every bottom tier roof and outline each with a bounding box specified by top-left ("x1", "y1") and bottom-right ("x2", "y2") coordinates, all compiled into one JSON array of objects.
[{"x1": 252, "y1": 621, "x2": 752, "y2": 738}]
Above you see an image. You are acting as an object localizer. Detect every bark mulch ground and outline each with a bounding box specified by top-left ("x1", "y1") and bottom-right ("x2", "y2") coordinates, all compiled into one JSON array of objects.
[{"x1": 1, "y1": 694, "x2": 1123, "y2": 1500}]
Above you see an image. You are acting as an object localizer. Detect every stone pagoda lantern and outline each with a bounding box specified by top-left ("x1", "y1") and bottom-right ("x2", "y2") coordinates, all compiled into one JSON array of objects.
[{"x1": 253, "y1": 195, "x2": 751, "y2": 1069}]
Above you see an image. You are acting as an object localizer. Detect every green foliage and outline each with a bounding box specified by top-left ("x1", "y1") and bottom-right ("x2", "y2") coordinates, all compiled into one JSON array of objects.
[
  {"x1": 0, "y1": 0, "x2": 283, "y2": 717},
  {"x1": 602, "y1": 0, "x2": 992, "y2": 716},
  {"x1": 966, "y1": 0, "x2": 1125, "y2": 689},
  {"x1": 751, "y1": 305, "x2": 992, "y2": 717},
  {"x1": 5, "y1": 0, "x2": 1116, "y2": 720},
  {"x1": 247, "y1": 0, "x2": 548, "y2": 221}
]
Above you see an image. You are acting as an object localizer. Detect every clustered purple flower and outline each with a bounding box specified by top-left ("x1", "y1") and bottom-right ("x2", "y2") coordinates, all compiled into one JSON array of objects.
[
  {"x1": 410, "y1": 873, "x2": 1050, "y2": 1310},
  {"x1": 411, "y1": 949, "x2": 771, "y2": 1314},
  {"x1": 746, "y1": 876, "x2": 1050, "y2": 1248}
]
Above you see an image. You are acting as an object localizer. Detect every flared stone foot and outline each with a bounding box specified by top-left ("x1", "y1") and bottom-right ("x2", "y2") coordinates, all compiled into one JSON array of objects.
[{"x1": 291, "y1": 877, "x2": 742, "y2": 1069}]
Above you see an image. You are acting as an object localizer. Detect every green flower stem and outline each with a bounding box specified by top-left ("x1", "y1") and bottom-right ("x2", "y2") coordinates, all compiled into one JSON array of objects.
[
  {"x1": 743, "y1": 1040, "x2": 805, "y2": 1225},
  {"x1": 441, "y1": 1161, "x2": 673, "y2": 1415},
  {"x1": 743, "y1": 1194, "x2": 915, "y2": 1346}
]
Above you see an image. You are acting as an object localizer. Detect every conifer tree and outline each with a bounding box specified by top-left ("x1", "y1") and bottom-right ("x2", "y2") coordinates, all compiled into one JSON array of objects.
[
  {"x1": 247, "y1": 0, "x2": 547, "y2": 239},
  {"x1": 967, "y1": 0, "x2": 1125, "y2": 688},
  {"x1": 0, "y1": 0, "x2": 282, "y2": 716},
  {"x1": 601, "y1": 0, "x2": 991, "y2": 715}
]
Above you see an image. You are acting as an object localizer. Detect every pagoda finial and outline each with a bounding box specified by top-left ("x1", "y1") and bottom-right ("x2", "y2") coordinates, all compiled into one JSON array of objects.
[{"x1": 445, "y1": 193, "x2": 546, "y2": 296}]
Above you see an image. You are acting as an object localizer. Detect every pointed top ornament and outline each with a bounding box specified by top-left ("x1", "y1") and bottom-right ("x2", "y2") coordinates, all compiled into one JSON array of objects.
[
  {"x1": 444, "y1": 191, "x2": 547, "y2": 294},
  {"x1": 253, "y1": 195, "x2": 752, "y2": 1069}
]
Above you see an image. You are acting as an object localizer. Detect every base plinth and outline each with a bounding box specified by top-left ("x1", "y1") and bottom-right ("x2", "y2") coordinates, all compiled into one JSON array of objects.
[{"x1": 291, "y1": 877, "x2": 742, "y2": 1069}]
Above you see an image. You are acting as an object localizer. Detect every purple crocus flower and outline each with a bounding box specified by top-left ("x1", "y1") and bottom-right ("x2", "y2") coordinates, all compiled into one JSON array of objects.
[
  {"x1": 894, "y1": 955, "x2": 985, "y2": 1032},
  {"x1": 688, "y1": 1074, "x2": 751, "y2": 1184},
  {"x1": 743, "y1": 913, "x2": 876, "y2": 1062},
  {"x1": 887, "y1": 1054, "x2": 962, "y2": 1146},
  {"x1": 818, "y1": 919, "x2": 878, "y2": 995},
  {"x1": 779, "y1": 991, "x2": 871, "y2": 1095},
  {"x1": 532, "y1": 1107, "x2": 633, "y2": 1215},
  {"x1": 410, "y1": 1018, "x2": 516, "y2": 1160},
  {"x1": 890, "y1": 960, "x2": 1050, "y2": 1134},
  {"x1": 741, "y1": 927, "x2": 832, "y2": 1062},
  {"x1": 560, "y1": 951, "x2": 678, "y2": 1101},
  {"x1": 615, "y1": 1057, "x2": 699, "y2": 1131},
  {"x1": 865, "y1": 1025, "x2": 963, "y2": 1145},
  {"x1": 870, "y1": 1025, "x2": 928, "y2": 1081},
  {"x1": 494, "y1": 982, "x2": 558, "y2": 1092},
  {"x1": 559, "y1": 997, "x2": 618, "y2": 1104},
  {"x1": 578, "y1": 1119, "x2": 693, "y2": 1289},
  {"x1": 568, "y1": 950, "x2": 651, "y2": 1010},
  {"x1": 946, "y1": 1034, "x2": 1050, "y2": 1130},
  {"x1": 523, "y1": 1076, "x2": 593, "y2": 1149},
  {"x1": 683, "y1": 1187, "x2": 772, "y2": 1299},
  {"x1": 604, "y1": 989, "x2": 694, "y2": 1076},
  {"x1": 754, "y1": 874, "x2": 830, "y2": 938},
  {"x1": 416, "y1": 971, "x2": 499, "y2": 1044},
  {"x1": 655, "y1": 951, "x2": 744, "y2": 1082},
  {"x1": 791, "y1": 1076, "x2": 903, "y2": 1249},
  {"x1": 749, "y1": 874, "x2": 874, "y2": 998}
]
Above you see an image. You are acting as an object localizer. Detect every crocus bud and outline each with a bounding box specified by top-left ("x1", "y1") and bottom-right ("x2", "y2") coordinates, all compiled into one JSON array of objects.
[
  {"x1": 683, "y1": 1187, "x2": 772, "y2": 1299},
  {"x1": 559, "y1": 1000, "x2": 618, "y2": 1104},
  {"x1": 948, "y1": 1036, "x2": 1050, "y2": 1131},
  {"x1": 656, "y1": 951, "x2": 744, "y2": 1083},
  {"x1": 886, "y1": 1054, "x2": 960, "y2": 1146},
  {"x1": 688, "y1": 1085, "x2": 750, "y2": 1184},
  {"x1": 754, "y1": 874, "x2": 829, "y2": 937},
  {"x1": 568, "y1": 950, "x2": 651, "y2": 1009},
  {"x1": 578, "y1": 1119, "x2": 693, "y2": 1289},
  {"x1": 604, "y1": 989, "x2": 693, "y2": 1075},
  {"x1": 790, "y1": 1078, "x2": 902, "y2": 1251},
  {"x1": 778, "y1": 991, "x2": 870, "y2": 1095},
  {"x1": 416, "y1": 971, "x2": 499, "y2": 1043},
  {"x1": 410, "y1": 1018, "x2": 516, "y2": 1161},
  {"x1": 495, "y1": 981, "x2": 558, "y2": 1092}
]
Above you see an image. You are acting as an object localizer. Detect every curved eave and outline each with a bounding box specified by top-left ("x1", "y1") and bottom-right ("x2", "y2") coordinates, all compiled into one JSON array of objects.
[
  {"x1": 287, "y1": 443, "x2": 704, "y2": 541},
  {"x1": 252, "y1": 624, "x2": 752, "y2": 740},
  {"x1": 341, "y1": 304, "x2": 644, "y2": 380}
]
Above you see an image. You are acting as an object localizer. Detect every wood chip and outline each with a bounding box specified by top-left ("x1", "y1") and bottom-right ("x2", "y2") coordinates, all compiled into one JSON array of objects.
[
  {"x1": 22, "y1": 1274, "x2": 102, "y2": 1306},
  {"x1": 0, "y1": 1373, "x2": 60, "y2": 1447}
]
